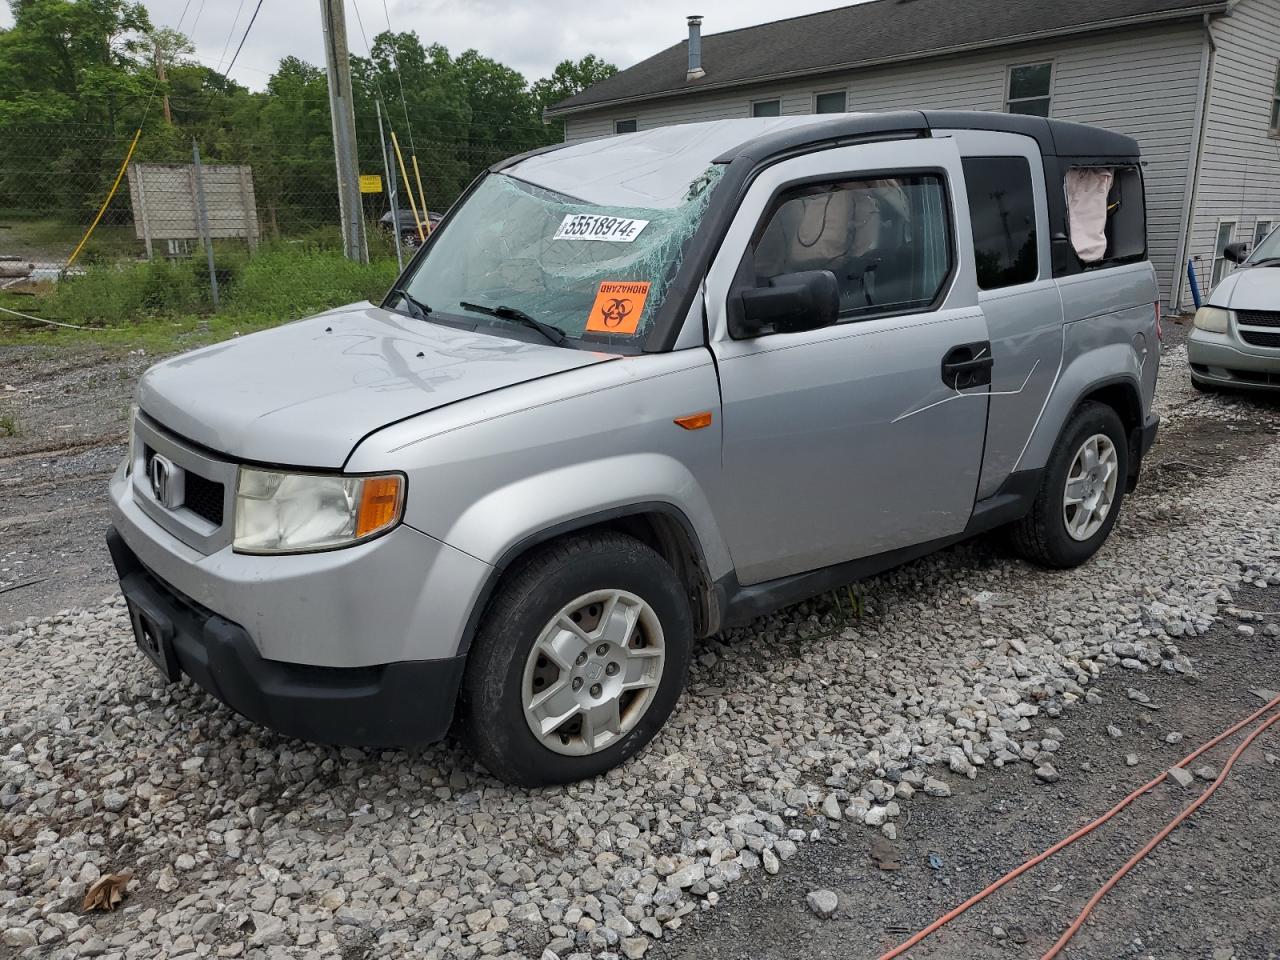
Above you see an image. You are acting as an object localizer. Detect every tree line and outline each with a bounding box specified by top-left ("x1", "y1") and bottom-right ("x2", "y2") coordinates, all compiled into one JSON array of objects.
[{"x1": 0, "y1": 0, "x2": 616, "y2": 234}]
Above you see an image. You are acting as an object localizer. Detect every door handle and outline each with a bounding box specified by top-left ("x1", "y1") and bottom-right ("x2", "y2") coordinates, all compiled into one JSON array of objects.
[{"x1": 942, "y1": 342, "x2": 993, "y2": 390}]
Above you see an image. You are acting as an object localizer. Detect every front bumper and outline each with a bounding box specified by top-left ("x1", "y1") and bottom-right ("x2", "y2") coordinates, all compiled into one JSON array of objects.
[
  {"x1": 1187, "y1": 328, "x2": 1280, "y2": 391},
  {"x1": 108, "y1": 528, "x2": 465, "y2": 747},
  {"x1": 109, "y1": 458, "x2": 491, "y2": 667}
]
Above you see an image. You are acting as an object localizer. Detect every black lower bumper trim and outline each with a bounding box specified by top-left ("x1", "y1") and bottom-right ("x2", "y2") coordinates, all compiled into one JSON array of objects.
[{"x1": 107, "y1": 528, "x2": 464, "y2": 748}]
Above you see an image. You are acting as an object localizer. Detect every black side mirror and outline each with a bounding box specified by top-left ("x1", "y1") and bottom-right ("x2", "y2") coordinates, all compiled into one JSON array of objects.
[
  {"x1": 730, "y1": 270, "x2": 839, "y2": 339},
  {"x1": 1223, "y1": 241, "x2": 1248, "y2": 264}
]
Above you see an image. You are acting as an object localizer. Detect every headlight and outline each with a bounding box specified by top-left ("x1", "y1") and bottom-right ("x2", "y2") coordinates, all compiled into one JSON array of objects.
[
  {"x1": 125, "y1": 405, "x2": 139, "y2": 475},
  {"x1": 1193, "y1": 306, "x2": 1229, "y2": 333},
  {"x1": 233, "y1": 468, "x2": 405, "y2": 554}
]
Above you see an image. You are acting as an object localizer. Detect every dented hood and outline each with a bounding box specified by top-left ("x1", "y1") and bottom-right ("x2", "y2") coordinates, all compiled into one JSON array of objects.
[{"x1": 137, "y1": 303, "x2": 612, "y2": 468}]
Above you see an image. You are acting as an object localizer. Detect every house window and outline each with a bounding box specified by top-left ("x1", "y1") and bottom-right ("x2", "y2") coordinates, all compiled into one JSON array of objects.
[
  {"x1": 1213, "y1": 221, "x2": 1235, "y2": 286},
  {"x1": 1256, "y1": 221, "x2": 1275, "y2": 248},
  {"x1": 1007, "y1": 62, "x2": 1053, "y2": 117},
  {"x1": 614, "y1": 118, "x2": 637, "y2": 134},
  {"x1": 752, "y1": 99, "x2": 782, "y2": 118},
  {"x1": 815, "y1": 91, "x2": 847, "y2": 114},
  {"x1": 1271, "y1": 62, "x2": 1280, "y2": 134},
  {"x1": 962, "y1": 157, "x2": 1038, "y2": 289}
]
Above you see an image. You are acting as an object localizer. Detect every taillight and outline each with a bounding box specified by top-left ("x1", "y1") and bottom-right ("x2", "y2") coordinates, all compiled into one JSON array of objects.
[{"x1": 1154, "y1": 301, "x2": 1162, "y2": 342}]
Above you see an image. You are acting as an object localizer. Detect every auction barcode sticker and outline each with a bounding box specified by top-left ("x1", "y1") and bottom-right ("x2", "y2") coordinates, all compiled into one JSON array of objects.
[{"x1": 554, "y1": 213, "x2": 650, "y2": 243}]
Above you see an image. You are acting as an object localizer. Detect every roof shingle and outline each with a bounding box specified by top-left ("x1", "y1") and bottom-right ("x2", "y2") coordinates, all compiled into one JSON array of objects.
[{"x1": 549, "y1": 0, "x2": 1225, "y2": 114}]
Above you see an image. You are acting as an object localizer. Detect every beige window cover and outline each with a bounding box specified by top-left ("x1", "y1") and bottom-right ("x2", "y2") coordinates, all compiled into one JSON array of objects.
[{"x1": 1065, "y1": 168, "x2": 1114, "y2": 263}]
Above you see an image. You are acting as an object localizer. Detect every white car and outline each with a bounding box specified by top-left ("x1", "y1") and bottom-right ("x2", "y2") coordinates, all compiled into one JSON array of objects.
[{"x1": 1189, "y1": 225, "x2": 1280, "y2": 392}]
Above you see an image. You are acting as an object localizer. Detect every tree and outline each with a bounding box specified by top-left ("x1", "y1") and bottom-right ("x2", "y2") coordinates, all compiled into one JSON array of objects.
[{"x1": 531, "y1": 54, "x2": 617, "y2": 139}]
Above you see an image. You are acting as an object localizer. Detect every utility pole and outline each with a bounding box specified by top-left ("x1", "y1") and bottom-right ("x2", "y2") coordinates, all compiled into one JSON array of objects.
[
  {"x1": 154, "y1": 37, "x2": 172, "y2": 124},
  {"x1": 319, "y1": 0, "x2": 368, "y2": 263}
]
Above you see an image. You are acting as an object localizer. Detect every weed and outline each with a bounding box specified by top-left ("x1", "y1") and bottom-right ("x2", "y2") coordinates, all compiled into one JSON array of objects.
[{"x1": 0, "y1": 415, "x2": 19, "y2": 437}]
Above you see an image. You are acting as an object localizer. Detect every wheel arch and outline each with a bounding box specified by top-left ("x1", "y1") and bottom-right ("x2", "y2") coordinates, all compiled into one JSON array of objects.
[
  {"x1": 457, "y1": 502, "x2": 721, "y2": 658},
  {"x1": 1017, "y1": 345, "x2": 1146, "y2": 482}
]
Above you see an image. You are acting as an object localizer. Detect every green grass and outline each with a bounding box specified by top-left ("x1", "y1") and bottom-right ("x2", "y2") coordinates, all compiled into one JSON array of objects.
[
  {"x1": 0, "y1": 415, "x2": 18, "y2": 437},
  {"x1": 0, "y1": 215, "x2": 140, "y2": 263},
  {"x1": 0, "y1": 244, "x2": 401, "y2": 351}
]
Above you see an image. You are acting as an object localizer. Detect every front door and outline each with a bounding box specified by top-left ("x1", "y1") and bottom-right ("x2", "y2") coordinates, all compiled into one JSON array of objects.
[{"x1": 705, "y1": 138, "x2": 991, "y2": 585}]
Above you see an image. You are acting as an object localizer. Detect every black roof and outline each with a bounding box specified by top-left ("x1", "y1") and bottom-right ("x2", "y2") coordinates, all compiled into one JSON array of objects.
[
  {"x1": 709, "y1": 111, "x2": 1141, "y2": 164},
  {"x1": 549, "y1": 0, "x2": 1227, "y2": 115}
]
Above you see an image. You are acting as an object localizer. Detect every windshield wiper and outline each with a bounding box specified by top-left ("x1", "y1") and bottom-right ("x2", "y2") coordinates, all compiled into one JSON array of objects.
[
  {"x1": 389, "y1": 285, "x2": 431, "y2": 321},
  {"x1": 1249, "y1": 257, "x2": 1280, "y2": 267},
  {"x1": 458, "y1": 301, "x2": 568, "y2": 346}
]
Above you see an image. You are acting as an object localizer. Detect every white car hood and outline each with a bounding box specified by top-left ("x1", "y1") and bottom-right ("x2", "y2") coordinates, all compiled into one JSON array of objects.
[
  {"x1": 1209, "y1": 266, "x2": 1280, "y2": 311},
  {"x1": 136, "y1": 303, "x2": 614, "y2": 468}
]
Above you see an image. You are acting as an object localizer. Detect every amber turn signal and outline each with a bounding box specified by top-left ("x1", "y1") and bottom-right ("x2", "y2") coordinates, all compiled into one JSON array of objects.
[
  {"x1": 673, "y1": 411, "x2": 714, "y2": 430},
  {"x1": 356, "y1": 475, "x2": 405, "y2": 538}
]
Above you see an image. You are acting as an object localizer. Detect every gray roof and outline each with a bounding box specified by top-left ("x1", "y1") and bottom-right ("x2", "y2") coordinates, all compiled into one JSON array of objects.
[{"x1": 548, "y1": 0, "x2": 1227, "y2": 116}]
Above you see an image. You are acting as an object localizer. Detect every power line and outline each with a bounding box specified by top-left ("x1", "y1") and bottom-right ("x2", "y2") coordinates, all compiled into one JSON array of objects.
[
  {"x1": 381, "y1": 0, "x2": 417, "y2": 154},
  {"x1": 215, "y1": 0, "x2": 249, "y2": 74},
  {"x1": 223, "y1": 0, "x2": 267, "y2": 81}
]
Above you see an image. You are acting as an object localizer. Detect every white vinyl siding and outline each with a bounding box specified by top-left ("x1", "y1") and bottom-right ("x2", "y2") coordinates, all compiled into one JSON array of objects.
[{"x1": 1186, "y1": 0, "x2": 1280, "y2": 308}]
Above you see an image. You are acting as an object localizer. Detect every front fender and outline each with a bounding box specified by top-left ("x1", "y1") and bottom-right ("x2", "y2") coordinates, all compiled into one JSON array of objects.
[{"x1": 433, "y1": 452, "x2": 732, "y2": 579}]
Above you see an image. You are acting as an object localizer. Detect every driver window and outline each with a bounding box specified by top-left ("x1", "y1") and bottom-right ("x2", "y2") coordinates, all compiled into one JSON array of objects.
[{"x1": 752, "y1": 174, "x2": 953, "y2": 319}]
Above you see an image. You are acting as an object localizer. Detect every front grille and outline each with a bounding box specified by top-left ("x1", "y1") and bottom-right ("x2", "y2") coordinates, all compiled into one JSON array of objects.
[
  {"x1": 1239, "y1": 329, "x2": 1280, "y2": 349},
  {"x1": 184, "y1": 472, "x2": 225, "y2": 526},
  {"x1": 1237, "y1": 310, "x2": 1280, "y2": 328}
]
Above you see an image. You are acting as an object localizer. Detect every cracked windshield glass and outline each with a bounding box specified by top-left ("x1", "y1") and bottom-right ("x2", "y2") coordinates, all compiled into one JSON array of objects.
[{"x1": 400, "y1": 166, "x2": 724, "y2": 342}]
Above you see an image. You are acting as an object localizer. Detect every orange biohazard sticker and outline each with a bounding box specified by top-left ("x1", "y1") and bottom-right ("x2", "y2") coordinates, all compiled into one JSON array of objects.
[{"x1": 586, "y1": 281, "x2": 650, "y2": 335}]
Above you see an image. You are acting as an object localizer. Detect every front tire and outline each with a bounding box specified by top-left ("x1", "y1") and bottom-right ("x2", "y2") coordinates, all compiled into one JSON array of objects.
[
  {"x1": 459, "y1": 532, "x2": 692, "y2": 786},
  {"x1": 1012, "y1": 402, "x2": 1129, "y2": 569}
]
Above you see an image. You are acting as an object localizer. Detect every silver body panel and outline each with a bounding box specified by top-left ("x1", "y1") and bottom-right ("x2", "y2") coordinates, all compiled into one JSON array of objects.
[
  {"x1": 938, "y1": 130, "x2": 1066, "y2": 501},
  {"x1": 703, "y1": 138, "x2": 990, "y2": 583},
  {"x1": 110, "y1": 117, "x2": 1160, "y2": 675}
]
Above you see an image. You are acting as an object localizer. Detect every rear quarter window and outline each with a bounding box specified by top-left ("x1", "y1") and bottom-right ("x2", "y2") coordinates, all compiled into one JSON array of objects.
[{"x1": 961, "y1": 156, "x2": 1039, "y2": 289}]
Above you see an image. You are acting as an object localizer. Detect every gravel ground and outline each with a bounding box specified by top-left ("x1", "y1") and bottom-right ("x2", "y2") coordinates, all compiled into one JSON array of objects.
[
  {"x1": 2, "y1": 326, "x2": 1280, "y2": 960},
  {"x1": 0, "y1": 345, "x2": 152, "y2": 623}
]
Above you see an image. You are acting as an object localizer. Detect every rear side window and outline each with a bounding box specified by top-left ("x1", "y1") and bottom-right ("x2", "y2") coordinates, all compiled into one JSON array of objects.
[
  {"x1": 752, "y1": 173, "x2": 953, "y2": 320},
  {"x1": 962, "y1": 156, "x2": 1039, "y2": 289},
  {"x1": 1064, "y1": 164, "x2": 1147, "y2": 269}
]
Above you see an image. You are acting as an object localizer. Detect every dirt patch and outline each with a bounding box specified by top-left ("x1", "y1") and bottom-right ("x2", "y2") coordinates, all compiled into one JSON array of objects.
[
  {"x1": 654, "y1": 584, "x2": 1280, "y2": 960},
  {"x1": 0, "y1": 344, "x2": 155, "y2": 623}
]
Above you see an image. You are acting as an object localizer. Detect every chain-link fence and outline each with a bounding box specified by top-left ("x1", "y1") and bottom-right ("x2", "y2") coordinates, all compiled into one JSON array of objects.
[{"x1": 0, "y1": 120, "x2": 523, "y2": 285}]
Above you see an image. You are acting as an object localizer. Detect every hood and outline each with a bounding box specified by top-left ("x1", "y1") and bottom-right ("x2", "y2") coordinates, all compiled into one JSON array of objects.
[
  {"x1": 1208, "y1": 265, "x2": 1280, "y2": 312},
  {"x1": 137, "y1": 303, "x2": 613, "y2": 468}
]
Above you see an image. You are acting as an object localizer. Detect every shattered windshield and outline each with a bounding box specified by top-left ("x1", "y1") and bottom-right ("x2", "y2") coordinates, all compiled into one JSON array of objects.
[{"x1": 400, "y1": 166, "x2": 724, "y2": 344}]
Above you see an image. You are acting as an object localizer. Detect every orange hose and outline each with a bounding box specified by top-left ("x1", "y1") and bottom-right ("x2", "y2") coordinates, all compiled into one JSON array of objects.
[
  {"x1": 875, "y1": 693, "x2": 1280, "y2": 960},
  {"x1": 1040, "y1": 708, "x2": 1280, "y2": 959}
]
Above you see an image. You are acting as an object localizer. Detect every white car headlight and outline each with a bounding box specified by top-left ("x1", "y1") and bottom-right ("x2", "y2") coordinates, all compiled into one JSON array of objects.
[
  {"x1": 233, "y1": 467, "x2": 405, "y2": 554},
  {"x1": 1193, "y1": 306, "x2": 1229, "y2": 333}
]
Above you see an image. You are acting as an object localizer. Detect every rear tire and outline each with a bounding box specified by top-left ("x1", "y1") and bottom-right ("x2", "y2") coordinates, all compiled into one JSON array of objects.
[
  {"x1": 459, "y1": 532, "x2": 692, "y2": 786},
  {"x1": 1011, "y1": 402, "x2": 1129, "y2": 569}
]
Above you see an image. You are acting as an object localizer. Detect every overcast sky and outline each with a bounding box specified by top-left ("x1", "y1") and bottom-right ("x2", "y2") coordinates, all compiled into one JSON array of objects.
[{"x1": 2, "y1": 1, "x2": 866, "y2": 88}]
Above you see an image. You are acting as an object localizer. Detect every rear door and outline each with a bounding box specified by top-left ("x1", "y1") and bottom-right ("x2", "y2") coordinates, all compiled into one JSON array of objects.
[
  {"x1": 943, "y1": 130, "x2": 1065, "y2": 499},
  {"x1": 704, "y1": 137, "x2": 991, "y2": 584}
]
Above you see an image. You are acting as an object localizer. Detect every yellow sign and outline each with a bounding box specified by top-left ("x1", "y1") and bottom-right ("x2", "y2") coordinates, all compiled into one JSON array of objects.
[{"x1": 358, "y1": 174, "x2": 383, "y2": 194}]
